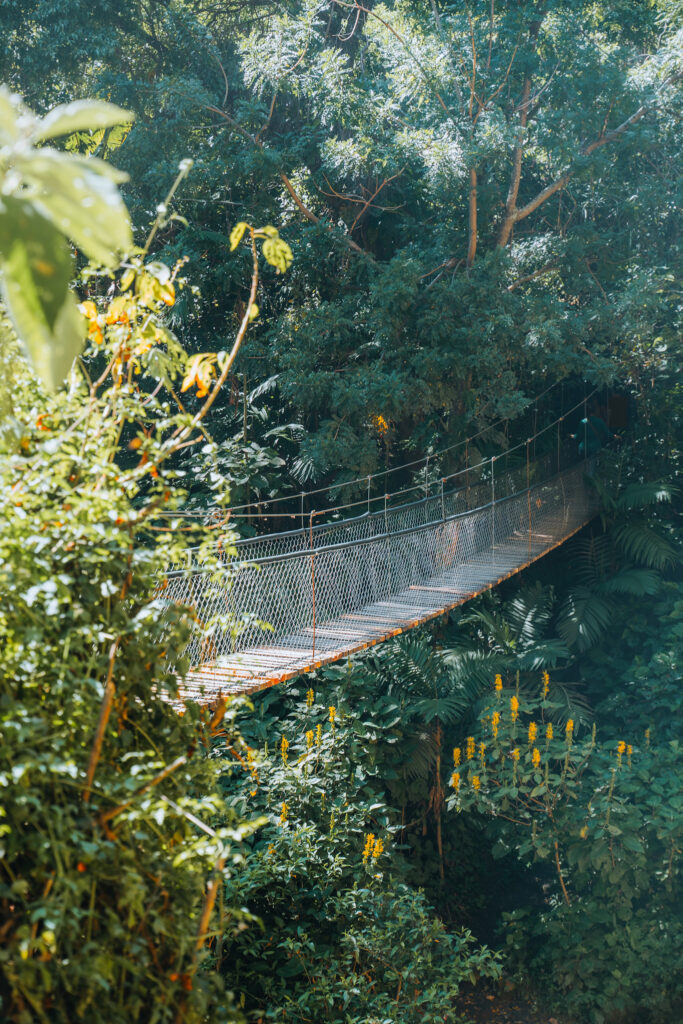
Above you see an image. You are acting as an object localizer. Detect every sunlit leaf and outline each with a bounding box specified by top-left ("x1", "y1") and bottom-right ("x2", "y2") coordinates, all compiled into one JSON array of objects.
[{"x1": 33, "y1": 100, "x2": 134, "y2": 142}]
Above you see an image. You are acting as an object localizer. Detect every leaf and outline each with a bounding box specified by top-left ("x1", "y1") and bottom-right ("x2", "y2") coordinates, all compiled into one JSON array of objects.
[
  {"x1": 33, "y1": 100, "x2": 134, "y2": 142},
  {"x1": 262, "y1": 236, "x2": 293, "y2": 273},
  {"x1": 14, "y1": 149, "x2": 132, "y2": 266},
  {"x1": 0, "y1": 198, "x2": 83, "y2": 389},
  {"x1": 229, "y1": 222, "x2": 249, "y2": 251},
  {"x1": 0, "y1": 86, "x2": 22, "y2": 146}
]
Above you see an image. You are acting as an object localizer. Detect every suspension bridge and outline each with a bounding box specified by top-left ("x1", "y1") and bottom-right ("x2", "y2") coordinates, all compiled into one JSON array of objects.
[{"x1": 164, "y1": 394, "x2": 600, "y2": 702}]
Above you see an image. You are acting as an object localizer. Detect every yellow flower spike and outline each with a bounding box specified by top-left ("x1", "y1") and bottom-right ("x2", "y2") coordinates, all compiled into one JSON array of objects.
[
  {"x1": 566, "y1": 719, "x2": 574, "y2": 738},
  {"x1": 372, "y1": 837, "x2": 384, "y2": 859},
  {"x1": 645, "y1": 727, "x2": 651, "y2": 747},
  {"x1": 451, "y1": 771, "x2": 461, "y2": 791},
  {"x1": 492, "y1": 710, "x2": 501, "y2": 739},
  {"x1": 472, "y1": 775, "x2": 481, "y2": 791},
  {"x1": 329, "y1": 706, "x2": 336, "y2": 728},
  {"x1": 528, "y1": 722, "x2": 537, "y2": 745},
  {"x1": 616, "y1": 740, "x2": 626, "y2": 767},
  {"x1": 510, "y1": 695, "x2": 519, "y2": 723},
  {"x1": 279, "y1": 801, "x2": 288, "y2": 825},
  {"x1": 546, "y1": 723, "x2": 553, "y2": 742},
  {"x1": 627, "y1": 743, "x2": 633, "y2": 768},
  {"x1": 580, "y1": 825, "x2": 588, "y2": 840},
  {"x1": 362, "y1": 833, "x2": 375, "y2": 864},
  {"x1": 306, "y1": 688, "x2": 314, "y2": 708},
  {"x1": 280, "y1": 735, "x2": 289, "y2": 765},
  {"x1": 466, "y1": 737, "x2": 475, "y2": 761},
  {"x1": 479, "y1": 742, "x2": 486, "y2": 767},
  {"x1": 305, "y1": 729, "x2": 314, "y2": 749},
  {"x1": 495, "y1": 674, "x2": 503, "y2": 693},
  {"x1": 532, "y1": 747, "x2": 541, "y2": 769},
  {"x1": 511, "y1": 748, "x2": 520, "y2": 762},
  {"x1": 453, "y1": 747, "x2": 461, "y2": 766},
  {"x1": 541, "y1": 670, "x2": 550, "y2": 699},
  {"x1": 315, "y1": 723, "x2": 322, "y2": 746}
]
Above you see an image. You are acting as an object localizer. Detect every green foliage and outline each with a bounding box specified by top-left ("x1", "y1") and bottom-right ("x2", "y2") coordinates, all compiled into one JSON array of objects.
[
  {"x1": 443, "y1": 583, "x2": 683, "y2": 1023},
  {"x1": 3, "y1": 1, "x2": 679, "y2": 493},
  {"x1": 0, "y1": 88, "x2": 133, "y2": 388},
  {"x1": 214, "y1": 681, "x2": 501, "y2": 1021}
]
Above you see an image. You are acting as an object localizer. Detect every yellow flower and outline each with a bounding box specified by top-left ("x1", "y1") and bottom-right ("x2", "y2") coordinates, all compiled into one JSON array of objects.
[
  {"x1": 453, "y1": 747, "x2": 461, "y2": 766},
  {"x1": 280, "y1": 735, "x2": 289, "y2": 765},
  {"x1": 617, "y1": 740, "x2": 626, "y2": 766},
  {"x1": 510, "y1": 696, "x2": 519, "y2": 723},
  {"x1": 492, "y1": 710, "x2": 501, "y2": 739},
  {"x1": 479, "y1": 742, "x2": 486, "y2": 767},
  {"x1": 580, "y1": 825, "x2": 588, "y2": 839},
  {"x1": 315, "y1": 723, "x2": 322, "y2": 746},
  {"x1": 279, "y1": 801, "x2": 288, "y2": 825},
  {"x1": 495, "y1": 674, "x2": 503, "y2": 693},
  {"x1": 329, "y1": 706, "x2": 336, "y2": 727},
  {"x1": 362, "y1": 833, "x2": 375, "y2": 864},
  {"x1": 541, "y1": 670, "x2": 550, "y2": 699},
  {"x1": 451, "y1": 771, "x2": 461, "y2": 791},
  {"x1": 528, "y1": 722, "x2": 537, "y2": 745},
  {"x1": 511, "y1": 748, "x2": 520, "y2": 762},
  {"x1": 532, "y1": 747, "x2": 541, "y2": 769},
  {"x1": 627, "y1": 743, "x2": 633, "y2": 767},
  {"x1": 372, "y1": 413, "x2": 389, "y2": 435},
  {"x1": 472, "y1": 775, "x2": 481, "y2": 791},
  {"x1": 566, "y1": 719, "x2": 574, "y2": 737},
  {"x1": 306, "y1": 688, "x2": 314, "y2": 708},
  {"x1": 645, "y1": 727, "x2": 651, "y2": 746},
  {"x1": 546, "y1": 723, "x2": 553, "y2": 741},
  {"x1": 305, "y1": 729, "x2": 314, "y2": 749},
  {"x1": 372, "y1": 837, "x2": 384, "y2": 859},
  {"x1": 466, "y1": 737, "x2": 475, "y2": 761}
]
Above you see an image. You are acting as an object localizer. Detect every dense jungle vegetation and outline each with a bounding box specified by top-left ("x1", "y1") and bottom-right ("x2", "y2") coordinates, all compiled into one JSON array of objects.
[{"x1": 0, "y1": 2, "x2": 681, "y2": 1023}]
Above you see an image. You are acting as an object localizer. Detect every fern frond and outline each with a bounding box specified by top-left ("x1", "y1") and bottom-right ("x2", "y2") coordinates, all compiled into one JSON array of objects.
[
  {"x1": 613, "y1": 523, "x2": 680, "y2": 570},
  {"x1": 598, "y1": 568, "x2": 661, "y2": 596},
  {"x1": 557, "y1": 586, "x2": 614, "y2": 652}
]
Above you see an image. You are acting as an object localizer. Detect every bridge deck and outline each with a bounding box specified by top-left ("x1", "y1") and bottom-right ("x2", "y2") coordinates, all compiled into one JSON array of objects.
[{"x1": 175, "y1": 462, "x2": 596, "y2": 702}]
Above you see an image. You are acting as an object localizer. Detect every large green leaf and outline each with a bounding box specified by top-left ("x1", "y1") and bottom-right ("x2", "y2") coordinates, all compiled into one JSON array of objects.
[
  {"x1": 33, "y1": 99, "x2": 134, "y2": 142},
  {"x1": 0, "y1": 198, "x2": 83, "y2": 389},
  {"x1": 14, "y1": 149, "x2": 132, "y2": 266},
  {"x1": 0, "y1": 87, "x2": 21, "y2": 146}
]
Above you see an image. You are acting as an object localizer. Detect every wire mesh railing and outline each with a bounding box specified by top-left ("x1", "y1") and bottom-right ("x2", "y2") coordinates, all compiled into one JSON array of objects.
[{"x1": 162, "y1": 444, "x2": 600, "y2": 700}]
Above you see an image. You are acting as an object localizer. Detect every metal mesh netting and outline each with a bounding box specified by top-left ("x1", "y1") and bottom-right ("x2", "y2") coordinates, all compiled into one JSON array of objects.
[{"x1": 164, "y1": 455, "x2": 598, "y2": 699}]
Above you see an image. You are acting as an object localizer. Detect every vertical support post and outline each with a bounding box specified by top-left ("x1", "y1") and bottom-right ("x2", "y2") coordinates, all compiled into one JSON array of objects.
[
  {"x1": 384, "y1": 493, "x2": 391, "y2": 598},
  {"x1": 527, "y1": 440, "x2": 532, "y2": 560},
  {"x1": 465, "y1": 442, "x2": 470, "y2": 501},
  {"x1": 309, "y1": 511, "x2": 316, "y2": 662},
  {"x1": 557, "y1": 418, "x2": 562, "y2": 474},
  {"x1": 491, "y1": 455, "x2": 496, "y2": 567},
  {"x1": 533, "y1": 401, "x2": 538, "y2": 460},
  {"x1": 300, "y1": 492, "x2": 305, "y2": 531},
  {"x1": 441, "y1": 478, "x2": 446, "y2": 521},
  {"x1": 367, "y1": 475, "x2": 371, "y2": 514}
]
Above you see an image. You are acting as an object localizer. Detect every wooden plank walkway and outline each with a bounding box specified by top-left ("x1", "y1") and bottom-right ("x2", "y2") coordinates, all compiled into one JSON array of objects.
[{"x1": 178, "y1": 495, "x2": 595, "y2": 703}]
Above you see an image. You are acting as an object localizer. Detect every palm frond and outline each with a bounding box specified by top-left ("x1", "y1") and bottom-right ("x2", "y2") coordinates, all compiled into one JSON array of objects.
[
  {"x1": 598, "y1": 567, "x2": 661, "y2": 596},
  {"x1": 613, "y1": 523, "x2": 680, "y2": 570},
  {"x1": 515, "y1": 639, "x2": 570, "y2": 670},
  {"x1": 615, "y1": 481, "x2": 677, "y2": 511},
  {"x1": 556, "y1": 586, "x2": 614, "y2": 652}
]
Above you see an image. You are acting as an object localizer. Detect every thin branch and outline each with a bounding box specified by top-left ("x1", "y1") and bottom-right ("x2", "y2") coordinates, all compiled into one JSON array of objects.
[
  {"x1": 466, "y1": 167, "x2": 478, "y2": 267},
  {"x1": 507, "y1": 261, "x2": 557, "y2": 291},
  {"x1": 83, "y1": 637, "x2": 121, "y2": 804},
  {"x1": 349, "y1": 168, "x2": 405, "y2": 233},
  {"x1": 99, "y1": 756, "x2": 188, "y2": 825}
]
